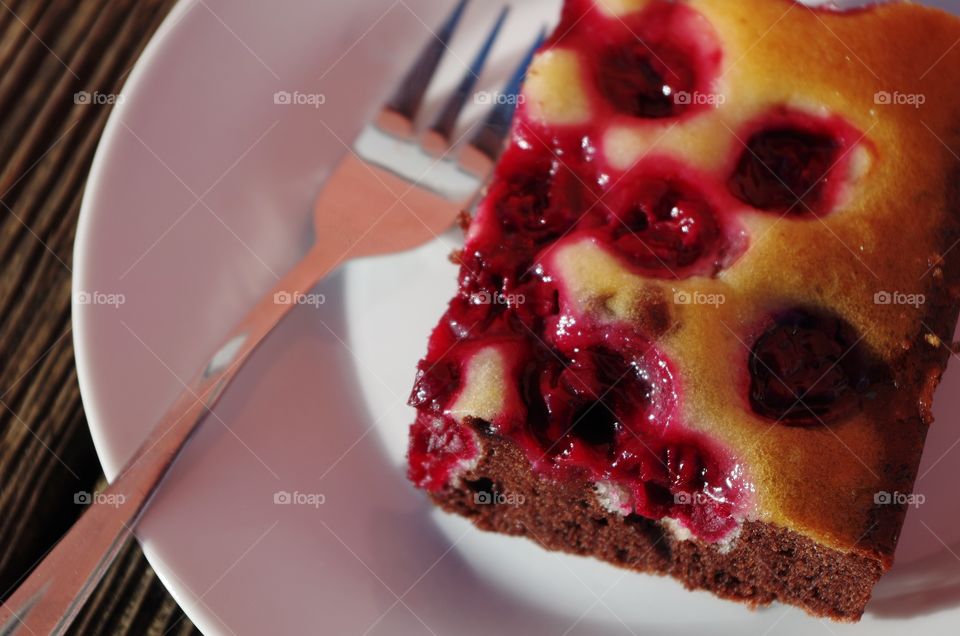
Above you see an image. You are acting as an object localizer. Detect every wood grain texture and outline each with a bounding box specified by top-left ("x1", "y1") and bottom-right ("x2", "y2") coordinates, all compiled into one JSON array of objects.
[{"x1": 0, "y1": 0, "x2": 200, "y2": 633}]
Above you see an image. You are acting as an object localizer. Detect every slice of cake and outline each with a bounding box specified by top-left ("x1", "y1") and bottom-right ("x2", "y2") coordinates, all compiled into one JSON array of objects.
[{"x1": 407, "y1": 0, "x2": 960, "y2": 620}]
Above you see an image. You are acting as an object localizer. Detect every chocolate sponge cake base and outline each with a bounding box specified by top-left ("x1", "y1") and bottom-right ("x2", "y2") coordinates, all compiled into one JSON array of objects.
[{"x1": 429, "y1": 427, "x2": 885, "y2": 622}]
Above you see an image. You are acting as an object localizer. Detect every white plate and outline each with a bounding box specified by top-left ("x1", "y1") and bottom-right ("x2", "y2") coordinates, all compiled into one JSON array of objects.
[{"x1": 73, "y1": 0, "x2": 960, "y2": 634}]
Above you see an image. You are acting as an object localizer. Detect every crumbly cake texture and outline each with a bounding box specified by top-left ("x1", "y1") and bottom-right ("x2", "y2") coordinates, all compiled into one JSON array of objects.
[{"x1": 406, "y1": 0, "x2": 960, "y2": 621}]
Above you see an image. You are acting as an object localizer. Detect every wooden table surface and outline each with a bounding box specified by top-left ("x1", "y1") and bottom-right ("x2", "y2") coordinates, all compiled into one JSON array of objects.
[{"x1": 0, "y1": 0, "x2": 201, "y2": 633}]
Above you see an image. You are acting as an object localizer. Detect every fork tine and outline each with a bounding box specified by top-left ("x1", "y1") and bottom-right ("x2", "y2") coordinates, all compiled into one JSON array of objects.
[
  {"x1": 382, "y1": 0, "x2": 470, "y2": 130},
  {"x1": 423, "y1": 6, "x2": 510, "y2": 154},
  {"x1": 460, "y1": 27, "x2": 547, "y2": 174}
]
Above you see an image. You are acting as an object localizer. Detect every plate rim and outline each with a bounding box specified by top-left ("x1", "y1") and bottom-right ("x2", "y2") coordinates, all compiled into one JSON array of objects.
[
  {"x1": 71, "y1": 1, "x2": 224, "y2": 634},
  {"x1": 73, "y1": 0, "x2": 195, "y2": 480}
]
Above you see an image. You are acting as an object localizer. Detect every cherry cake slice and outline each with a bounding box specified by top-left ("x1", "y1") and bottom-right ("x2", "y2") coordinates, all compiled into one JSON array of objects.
[{"x1": 406, "y1": 0, "x2": 960, "y2": 620}]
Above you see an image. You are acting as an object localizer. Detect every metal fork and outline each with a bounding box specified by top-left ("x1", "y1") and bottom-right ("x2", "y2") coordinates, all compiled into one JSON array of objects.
[{"x1": 0, "y1": 2, "x2": 542, "y2": 633}]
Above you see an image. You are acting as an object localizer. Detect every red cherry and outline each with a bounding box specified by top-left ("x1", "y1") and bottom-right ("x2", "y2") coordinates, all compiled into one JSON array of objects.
[
  {"x1": 728, "y1": 127, "x2": 842, "y2": 215},
  {"x1": 603, "y1": 174, "x2": 722, "y2": 274},
  {"x1": 748, "y1": 311, "x2": 877, "y2": 424},
  {"x1": 595, "y1": 43, "x2": 696, "y2": 119}
]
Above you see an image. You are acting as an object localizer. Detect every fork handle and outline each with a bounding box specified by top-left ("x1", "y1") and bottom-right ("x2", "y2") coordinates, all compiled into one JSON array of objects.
[{"x1": 0, "y1": 246, "x2": 336, "y2": 635}]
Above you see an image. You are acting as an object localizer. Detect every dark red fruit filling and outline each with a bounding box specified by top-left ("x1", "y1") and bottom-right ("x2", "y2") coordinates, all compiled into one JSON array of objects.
[
  {"x1": 531, "y1": 334, "x2": 672, "y2": 468},
  {"x1": 487, "y1": 129, "x2": 594, "y2": 246},
  {"x1": 600, "y1": 171, "x2": 724, "y2": 274},
  {"x1": 409, "y1": 321, "x2": 745, "y2": 540},
  {"x1": 448, "y1": 127, "x2": 586, "y2": 336},
  {"x1": 408, "y1": 414, "x2": 478, "y2": 493},
  {"x1": 748, "y1": 310, "x2": 883, "y2": 424},
  {"x1": 408, "y1": 358, "x2": 478, "y2": 492},
  {"x1": 595, "y1": 43, "x2": 697, "y2": 119},
  {"x1": 728, "y1": 112, "x2": 862, "y2": 216},
  {"x1": 729, "y1": 129, "x2": 839, "y2": 213},
  {"x1": 409, "y1": 360, "x2": 460, "y2": 414},
  {"x1": 553, "y1": 0, "x2": 723, "y2": 120},
  {"x1": 474, "y1": 128, "x2": 738, "y2": 281},
  {"x1": 525, "y1": 327, "x2": 741, "y2": 540}
]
